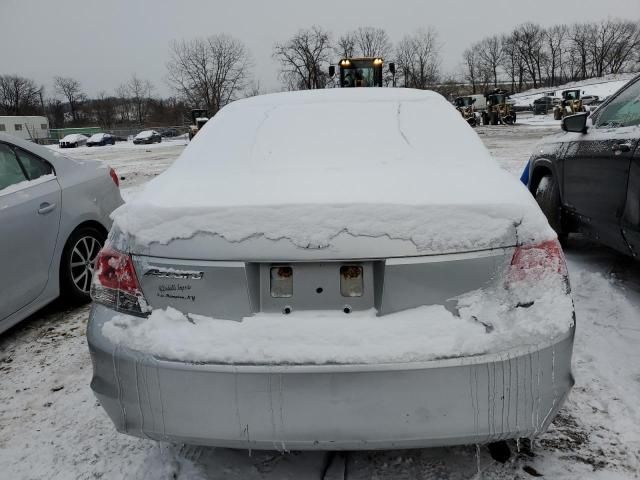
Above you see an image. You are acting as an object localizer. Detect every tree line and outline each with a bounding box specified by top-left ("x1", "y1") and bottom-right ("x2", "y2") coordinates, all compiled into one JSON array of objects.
[
  {"x1": 464, "y1": 19, "x2": 640, "y2": 94},
  {"x1": 1, "y1": 19, "x2": 638, "y2": 128}
]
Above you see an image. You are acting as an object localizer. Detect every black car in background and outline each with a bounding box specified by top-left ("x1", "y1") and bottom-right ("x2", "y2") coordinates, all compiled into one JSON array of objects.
[
  {"x1": 160, "y1": 128, "x2": 179, "y2": 137},
  {"x1": 526, "y1": 74, "x2": 640, "y2": 256},
  {"x1": 532, "y1": 96, "x2": 559, "y2": 115},
  {"x1": 133, "y1": 130, "x2": 162, "y2": 145},
  {"x1": 86, "y1": 133, "x2": 116, "y2": 146}
]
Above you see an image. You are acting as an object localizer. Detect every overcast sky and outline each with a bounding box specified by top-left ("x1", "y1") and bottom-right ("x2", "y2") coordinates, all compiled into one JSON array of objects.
[{"x1": 1, "y1": 0, "x2": 638, "y2": 98}]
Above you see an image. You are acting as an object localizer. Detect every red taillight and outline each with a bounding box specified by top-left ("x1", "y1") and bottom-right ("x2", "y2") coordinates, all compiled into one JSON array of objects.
[
  {"x1": 94, "y1": 248, "x2": 140, "y2": 293},
  {"x1": 91, "y1": 247, "x2": 147, "y2": 316},
  {"x1": 109, "y1": 167, "x2": 119, "y2": 187},
  {"x1": 508, "y1": 239, "x2": 567, "y2": 284}
]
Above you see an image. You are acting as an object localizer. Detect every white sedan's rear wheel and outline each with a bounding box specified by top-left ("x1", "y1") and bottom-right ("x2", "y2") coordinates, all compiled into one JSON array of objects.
[{"x1": 61, "y1": 226, "x2": 105, "y2": 302}]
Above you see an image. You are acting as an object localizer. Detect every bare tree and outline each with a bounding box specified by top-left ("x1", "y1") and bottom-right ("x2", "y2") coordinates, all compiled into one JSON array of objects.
[
  {"x1": 54, "y1": 76, "x2": 84, "y2": 122},
  {"x1": 543, "y1": 25, "x2": 567, "y2": 86},
  {"x1": 462, "y1": 45, "x2": 482, "y2": 94},
  {"x1": 335, "y1": 32, "x2": 356, "y2": 59},
  {"x1": 395, "y1": 28, "x2": 441, "y2": 89},
  {"x1": 273, "y1": 26, "x2": 332, "y2": 90},
  {"x1": 512, "y1": 23, "x2": 547, "y2": 88},
  {"x1": 501, "y1": 34, "x2": 526, "y2": 92},
  {"x1": 114, "y1": 84, "x2": 132, "y2": 123},
  {"x1": 352, "y1": 26, "x2": 392, "y2": 59},
  {"x1": 0, "y1": 74, "x2": 43, "y2": 115},
  {"x1": 477, "y1": 35, "x2": 503, "y2": 87},
  {"x1": 589, "y1": 19, "x2": 640, "y2": 76},
  {"x1": 167, "y1": 34, "x2": 251, "y2": 114},
  {"x1": 569, "y1": 23, "x2": 595, "y2": 80},
  {"x1": 606, "y1": 20, "x2": 640, "y2": 74},
  {"x1": 124, "y1": 74, "x2": 154, "y2": 125},
  {"x1": 90, "y1": 91, "x2": 117, "y2": 128}
]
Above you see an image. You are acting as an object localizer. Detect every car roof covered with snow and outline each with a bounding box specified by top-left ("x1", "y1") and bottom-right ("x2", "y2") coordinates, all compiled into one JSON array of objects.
[
  {"x1": 135, "y1": 130, "x2": 157, "y2": 138},
  {"x1": 60, "y1": 133, "x2": 87, "y2": 142},
  {"x1": 88, "y1": 133, "x2": 108, "y2": 141}
]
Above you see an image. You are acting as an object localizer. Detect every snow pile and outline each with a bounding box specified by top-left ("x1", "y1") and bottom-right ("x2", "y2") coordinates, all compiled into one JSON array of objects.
[
  {"x1": 511, "y1": 72, "x2": 637, "y2": 107},
  {"x1": 112, "y1": 89, "x2": 554, "y2": 253},
  {"x1": 103, "y1": 267, "x2": 574, "y2": 365}
]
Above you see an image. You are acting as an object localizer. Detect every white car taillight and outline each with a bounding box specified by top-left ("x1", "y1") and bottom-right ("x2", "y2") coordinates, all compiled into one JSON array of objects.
[
  {"x1": 270, "y1": 266, "x2": 293, "y2": 298},
  {"x1": 109, "y1": 167, "x2": 119, "y2": 187},
  {"x1": 340, "y1": 265, "x2": 363, "y2": 297},
  {"x1": 507, "y1": 239, "x2": 568, "y2": 290},
  {"x1": 91, "y1": 247, "x2": 148, "y2": 316}
]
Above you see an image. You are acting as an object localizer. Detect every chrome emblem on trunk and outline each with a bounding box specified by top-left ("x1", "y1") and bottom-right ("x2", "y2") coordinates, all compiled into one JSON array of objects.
[{"x1": 144, "y1": 268, "x2": 204, "y2": 280}]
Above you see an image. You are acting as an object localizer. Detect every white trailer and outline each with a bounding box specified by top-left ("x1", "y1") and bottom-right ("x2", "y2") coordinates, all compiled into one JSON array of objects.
[{"x1": 0, "y1": 116, "x2": 49, "y2": 142}]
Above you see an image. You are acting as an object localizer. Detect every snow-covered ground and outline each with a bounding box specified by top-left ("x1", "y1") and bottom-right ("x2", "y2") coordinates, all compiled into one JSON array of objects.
[
  {"x1": 1, "y1": 125, "x2": 639, "y2": 479},
  {"x1": 510, "y1": 72, "x2": 638, "y2": 108}
]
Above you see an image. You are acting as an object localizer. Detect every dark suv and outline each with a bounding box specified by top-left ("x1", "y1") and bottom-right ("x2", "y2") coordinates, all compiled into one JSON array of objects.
[{"x1": 526, "y1": 74, "x2": 640, "y2": 255}]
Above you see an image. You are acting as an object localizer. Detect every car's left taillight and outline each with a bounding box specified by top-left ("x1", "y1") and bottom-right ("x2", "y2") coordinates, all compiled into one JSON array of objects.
[
  {"x1": 109, "y1": 167, "x2": 119, "y2": 187},
  {"x1": 91, "y1": 247, "x2": 148, "y2": 316}
]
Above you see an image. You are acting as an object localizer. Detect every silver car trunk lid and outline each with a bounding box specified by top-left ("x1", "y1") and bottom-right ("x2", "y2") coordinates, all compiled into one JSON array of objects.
[{"x1": 131, "y1": 236, "x2": 514, "y2": 321}]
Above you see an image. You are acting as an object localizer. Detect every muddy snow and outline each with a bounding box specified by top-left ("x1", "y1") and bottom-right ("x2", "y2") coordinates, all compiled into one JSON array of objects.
[{"x1": 1, "y1": 125, "x2": 639, "y2": 479}]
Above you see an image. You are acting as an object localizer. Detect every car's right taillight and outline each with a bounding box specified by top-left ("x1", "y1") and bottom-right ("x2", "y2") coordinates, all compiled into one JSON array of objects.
[
  {"x1": 109, "y1": 167, "x2": 119, "y2": 187},
  {"x1": 91, "y1": 247, "x2": 148, "y2": 316}
]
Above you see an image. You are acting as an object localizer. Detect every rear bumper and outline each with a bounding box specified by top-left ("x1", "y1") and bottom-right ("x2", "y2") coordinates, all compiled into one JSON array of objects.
[{"x1": 87, "y1": 304, "x2": 574, "y2": 450}]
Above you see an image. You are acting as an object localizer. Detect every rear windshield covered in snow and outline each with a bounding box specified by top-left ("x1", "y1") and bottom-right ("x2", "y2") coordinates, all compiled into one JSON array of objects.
[{"x1": 180, "y1": 89, "x2": 494, "y2": 175}]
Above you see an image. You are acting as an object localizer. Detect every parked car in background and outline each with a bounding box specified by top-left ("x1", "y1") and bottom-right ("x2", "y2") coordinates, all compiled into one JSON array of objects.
[
  {"x1": 581, "y1": 94, "x2": 600, "y2": 105},
  {"x1": 0, "y1": 133, "x2": 123, "y2": 334},
  {"x1": 133, "y1": 130, "x2": 162, "y2": 145},
  {"x1": 59, "y1": 133, "x2": 88, "y2": 148},
  {"x1": 86, "y1": 133, "x2": 116, "y2": 147},
  {"x1": 160, "y1": 128, "x2": 179, "y2": 137},
  {"x1": 88, "y1": 88, "x2": 575, "y2": 451},
  {"x1": 526, "y1": 74, "x2": 640, "y2": 255},
  {"x1": 532, "y1": 96, "x2": 560, "y2": 115}
]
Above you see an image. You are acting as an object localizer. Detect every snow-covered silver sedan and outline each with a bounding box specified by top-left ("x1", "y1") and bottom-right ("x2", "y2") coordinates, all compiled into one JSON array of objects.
[
  {"x1": 88, "y1": 89, "x2": 575, "y2": 450},
  {"x1": 0, "y1": 133, "x2": 123, "y2": 333}
]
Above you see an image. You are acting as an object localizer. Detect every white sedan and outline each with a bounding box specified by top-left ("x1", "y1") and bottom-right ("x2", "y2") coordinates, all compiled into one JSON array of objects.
[{"x1": 59, "y1": 133, "x2": 88, "y2": 148}]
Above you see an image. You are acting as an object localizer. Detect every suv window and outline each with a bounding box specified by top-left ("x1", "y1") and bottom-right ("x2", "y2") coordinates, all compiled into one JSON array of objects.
[
  {"x1": 0, "y1": 144, "x2": 28, "y2": 191},
  {"x1": 15, "y1": 148, "x2": 53, "y2": 180},
  {"x1": 594, "y1": 79, "x2": 640, "y2": 128}
]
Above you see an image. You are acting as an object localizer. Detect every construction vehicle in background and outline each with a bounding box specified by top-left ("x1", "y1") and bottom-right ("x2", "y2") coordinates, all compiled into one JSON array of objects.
[
  {"x1": 329, "y1": 57, "x2": 396, "y2": 87},
  {"x1": 189, "y1": 109, "x2": 209, "y2": 140},
  {"x1": 482, "y1": 89, "x2": 516, "y2": 125},
  {"x1": 553, "y1": 89, "x2": 585, "y2": 120},
  {"x1": 453, "y1": 96, "x2": 480, "y2": 127}
]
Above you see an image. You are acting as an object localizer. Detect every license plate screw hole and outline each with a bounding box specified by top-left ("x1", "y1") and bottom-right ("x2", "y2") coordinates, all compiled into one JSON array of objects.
[
  {"x1": 283, "y1": 306, "x2": 292, "y2": 315},
  {"x1": 343, "y1": 306, "x2": 351, "y2": 314},
  {"x1": 316, "y1": 287, "x2": 323, "y2": 294}
]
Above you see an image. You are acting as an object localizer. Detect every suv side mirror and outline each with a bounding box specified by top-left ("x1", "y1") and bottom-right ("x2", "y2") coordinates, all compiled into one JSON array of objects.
[
  {"x1": 329, "y1": 65, "x2": 335, "y2": 78},
  {"x1": 561, "y1": 112, "x2": 589, "y2": 133}
]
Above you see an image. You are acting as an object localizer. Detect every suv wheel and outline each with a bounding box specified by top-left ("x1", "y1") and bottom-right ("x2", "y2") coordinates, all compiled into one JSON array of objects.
[{"x1": 535, "y1": 175, "x2": 567, "y2": 245}]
